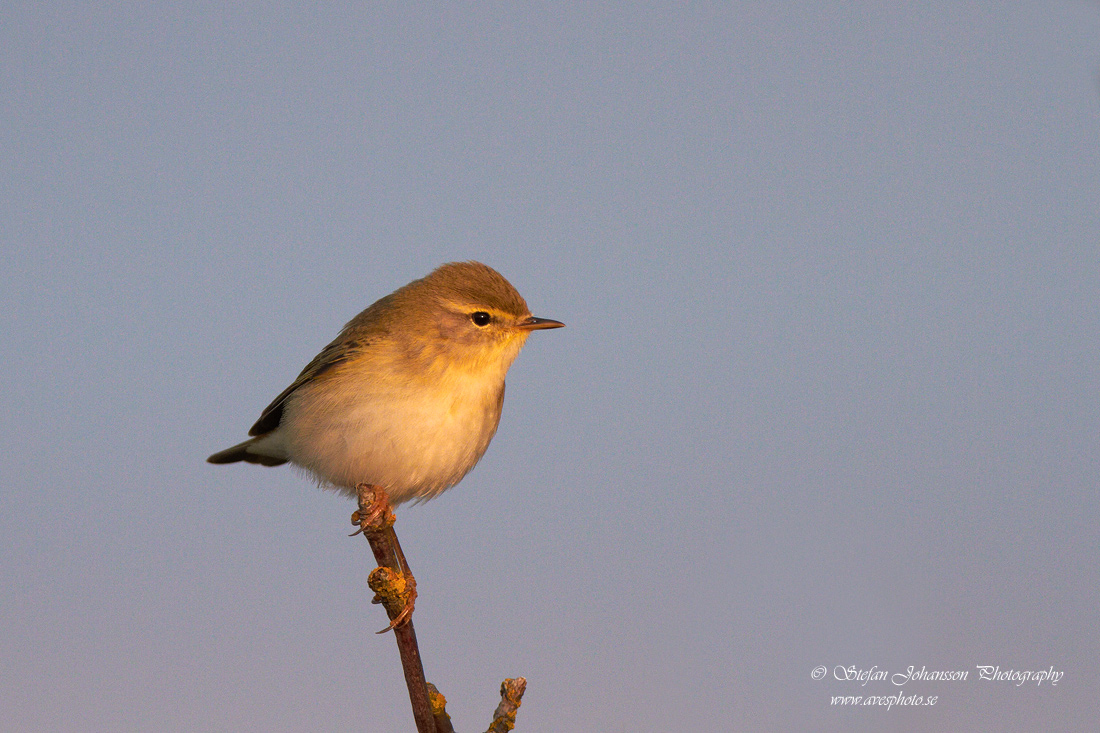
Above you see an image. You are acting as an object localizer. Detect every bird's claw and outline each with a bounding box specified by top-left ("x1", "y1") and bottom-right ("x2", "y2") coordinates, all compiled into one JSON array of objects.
[{"x1": 375, "y1": 583, "x2": 417, "y2": 634}]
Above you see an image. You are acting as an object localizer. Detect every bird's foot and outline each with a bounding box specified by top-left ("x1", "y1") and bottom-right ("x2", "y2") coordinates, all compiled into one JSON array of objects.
[
  {"x1": 369, "y1": 569, "x2": 418, "y2": 633},
  {"x1": 350, "y1": 484, "x2": 395, "y2": 536}
]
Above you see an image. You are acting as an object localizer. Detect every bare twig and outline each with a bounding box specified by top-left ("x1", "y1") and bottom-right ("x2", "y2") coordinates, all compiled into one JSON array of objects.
[
  {"x1": 428, "y1": 683, "x2": 456, "y2": 733},
  {"x1": 486, "y1": 678, "x2": 527, "y2": 733},
  {"x1": 352, "y1": 484, "x2": 529, "y2": 732}
]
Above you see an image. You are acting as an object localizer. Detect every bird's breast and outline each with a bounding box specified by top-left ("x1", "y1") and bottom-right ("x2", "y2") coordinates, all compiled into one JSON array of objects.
[{"x1": 281, "y1": 367, "x2": 506, "y2": 503}]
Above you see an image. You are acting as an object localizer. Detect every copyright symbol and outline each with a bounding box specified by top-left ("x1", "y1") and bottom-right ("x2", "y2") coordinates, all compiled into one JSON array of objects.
[{"x1": 811, "y1": 666, "x2": 827, "y2": 680}]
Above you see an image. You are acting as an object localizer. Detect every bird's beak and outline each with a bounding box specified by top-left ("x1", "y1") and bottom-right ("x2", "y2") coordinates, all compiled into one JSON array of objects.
[{"x1": 518, "y1": 315, "x2": 565, "y2": 331}]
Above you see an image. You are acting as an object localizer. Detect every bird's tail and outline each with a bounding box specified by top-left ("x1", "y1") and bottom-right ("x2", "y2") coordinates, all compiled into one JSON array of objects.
[{"x1": 207, "y1": 436, "x2": 288, "y2": 467}]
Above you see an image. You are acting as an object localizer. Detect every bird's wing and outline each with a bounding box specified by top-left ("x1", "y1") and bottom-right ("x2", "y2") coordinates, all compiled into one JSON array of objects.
[{"x1": 248, "y1": 336, "x2": 369, "y2": 436}]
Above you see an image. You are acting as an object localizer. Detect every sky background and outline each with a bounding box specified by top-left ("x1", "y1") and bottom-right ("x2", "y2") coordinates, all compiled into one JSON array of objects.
[{"x1": 3, "y1": 3, "x2": 1099, "y2": 731}]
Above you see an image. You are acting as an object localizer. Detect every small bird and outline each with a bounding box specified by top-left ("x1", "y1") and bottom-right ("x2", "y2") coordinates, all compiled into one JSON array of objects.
[{"x1": 207, "y1": 261, "x2": 563, "y2": 505}]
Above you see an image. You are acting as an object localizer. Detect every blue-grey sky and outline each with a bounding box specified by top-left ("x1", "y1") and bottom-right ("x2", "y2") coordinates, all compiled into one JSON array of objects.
[{"x1": 3, "y1": 3, "x2": 1099, "y2": 731}]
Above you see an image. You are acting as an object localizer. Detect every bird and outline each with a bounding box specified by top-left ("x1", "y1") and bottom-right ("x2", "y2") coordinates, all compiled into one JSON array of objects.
[{"x1": 207, "y1": 261, "x2": 563, "y2": 506}]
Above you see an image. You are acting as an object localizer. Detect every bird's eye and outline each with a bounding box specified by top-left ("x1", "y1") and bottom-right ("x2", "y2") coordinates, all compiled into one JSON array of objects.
[{"x1": 471, "y1": 311, "x2": 492, "y2": 327}]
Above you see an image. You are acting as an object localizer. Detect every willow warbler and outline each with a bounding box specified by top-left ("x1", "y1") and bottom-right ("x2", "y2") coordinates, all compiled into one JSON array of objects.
[{"x1": 207, "y1": 261, "x2": 563, "y2": 505}]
